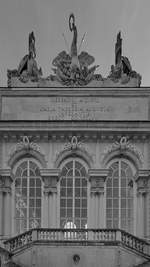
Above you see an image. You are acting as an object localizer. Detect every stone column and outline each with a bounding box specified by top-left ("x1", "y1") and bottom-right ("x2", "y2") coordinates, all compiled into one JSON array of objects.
[
  {"x1": 40, "y1": 169, "x2": 60, "y2": 228},
  {"x1": 135, "y1": 170, "x2": 149, "y2": 238},
  {"x1": 88, "y1": 169, "x2": 109, "y2": 228},
  {"x1": 0, "y1": 169, "x2": 13, "y2": 238}
]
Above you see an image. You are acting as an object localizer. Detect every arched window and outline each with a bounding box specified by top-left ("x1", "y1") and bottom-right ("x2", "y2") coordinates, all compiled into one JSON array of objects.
[
  {"x1": 14, "y1": 159, "x2": 42, "y2": 234},
  {"x1": 106, "y1": 159, "x2": 135, "y2": 233},
  {"x1": 60, "y1": 159, "x2": 88, "y2": 228}
]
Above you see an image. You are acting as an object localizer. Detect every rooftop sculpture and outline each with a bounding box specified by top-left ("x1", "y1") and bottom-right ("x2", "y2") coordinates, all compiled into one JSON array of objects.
[
  {"x1": 51, "y1": 13, "x2": 100, "y2": 86},
  {"x1": 7, "y1": 15, "x2": 141, "y2": 88},
  {"x1": 7, "y1": 31, "x2": 42, "y2": 86}
]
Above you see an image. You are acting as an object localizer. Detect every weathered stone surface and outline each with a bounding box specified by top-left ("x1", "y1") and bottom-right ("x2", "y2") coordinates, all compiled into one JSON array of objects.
[{"x1": 1, "y1": 95, "x2": 148, "y2": 121}]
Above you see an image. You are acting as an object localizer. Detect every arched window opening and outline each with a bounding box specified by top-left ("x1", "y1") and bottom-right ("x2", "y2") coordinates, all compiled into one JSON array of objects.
[
  {"x1": 60, "y1": 159, "x2": 88, "y2": 229},
  {"x1": 106, "y1": 159, "x2": 134, "y2": 233},
  {"x1": 14, "y1": 159, "x2": 42, "y2": 234}
]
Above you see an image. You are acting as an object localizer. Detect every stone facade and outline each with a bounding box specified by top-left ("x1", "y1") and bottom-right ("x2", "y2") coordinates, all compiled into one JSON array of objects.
[{"x1": 1, "y1": 13, "x2": 150, "y2": 267}]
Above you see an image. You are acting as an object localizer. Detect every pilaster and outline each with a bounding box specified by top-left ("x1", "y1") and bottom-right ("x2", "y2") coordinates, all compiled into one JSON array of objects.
[
  {"x1": 0, "y1": 169, "x2": 13, "y2": 238},
  {"x1": 88, "y1": 169, "x2": 109, "y2": 228},
  {"x1": 135, "y1": 170, "x2": 150, "y2": 238},
  {"x1": 40, "y1": 169, "x2": 60, "y2": 228}
]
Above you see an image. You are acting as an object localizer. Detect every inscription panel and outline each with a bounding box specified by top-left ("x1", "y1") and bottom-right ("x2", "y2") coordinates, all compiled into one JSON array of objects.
[{"x1": 1, "y1": 96, "x2": 148, "y2": 120}]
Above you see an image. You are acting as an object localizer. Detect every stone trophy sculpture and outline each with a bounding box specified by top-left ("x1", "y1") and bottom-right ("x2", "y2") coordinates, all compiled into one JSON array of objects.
[
  {"x1": 108, "y1": 31, "x2": 141, "y2": 86},
  {"x1": 51, "y1": 13, "x2": 100, "y2": 86},
  {"x1": 7, "y1": 16, "x2": 141, "y2": 87},
  {"x1": 7, "y1": 31, "x2": 42, "y2": 86}
]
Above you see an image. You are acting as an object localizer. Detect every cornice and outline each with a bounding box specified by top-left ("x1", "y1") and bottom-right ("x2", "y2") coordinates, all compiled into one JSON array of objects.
[
  {"x1": 1, "y1": 87, "x2": 150, "y2": 97},
  {"x1": 0, "y1": 130, "x2": 149, "y2": 143},
  {"x1": 0, "y1": 121, "x2": 150, "y2": 138}
]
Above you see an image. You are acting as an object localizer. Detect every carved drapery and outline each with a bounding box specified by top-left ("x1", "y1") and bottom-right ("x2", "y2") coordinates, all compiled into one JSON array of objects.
[
  {"x1": 40, "y1": 169, "x2": 60, "y2": 227},
  {"x1": 88, "y1": 169, "x2": 109, "y2": 228},
  {"x1": 0, "y1": 169, "x2": 13, "y2": 237},
  {"x1": 135, "y1": 170, "x2": 150, "y2": 238}
]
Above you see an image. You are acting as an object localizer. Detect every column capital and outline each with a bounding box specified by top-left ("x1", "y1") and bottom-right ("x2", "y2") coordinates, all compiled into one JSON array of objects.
[
  {"x1": 135, "y1": 170, "x2": 150, "y2": 195},
  {"x1": 0, "y1": 169, "x2": 14, "y2": 192},
  {"x1": 88, "y1": 169, "x2": 109, "y2": 194},
  {"x1": 40, "y1": 169, "x2": 60, "y2": 194}
]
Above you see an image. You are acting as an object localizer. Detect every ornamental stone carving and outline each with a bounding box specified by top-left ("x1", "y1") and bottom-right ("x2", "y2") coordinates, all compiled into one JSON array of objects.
[
  {"x1": 10, "y1": 136, "x2": 41, "y2": 154},
  {"x1": 102, "y1": 136, "x2": 143, "y2": 167},
  {"x1": 8, "y1": 136, "x2": 46, "y2": 168},
  {"x1": 64, "y1": 136, "x2": 83, "y2": 151},
  {"x1": 55, "y1": 136, "x2": 93, "y2": 168}
]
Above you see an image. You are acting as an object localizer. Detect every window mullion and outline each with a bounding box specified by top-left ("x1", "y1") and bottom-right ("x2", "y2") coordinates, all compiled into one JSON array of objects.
[{"x1": 73, "y1": 160, "x2": 75, "y2": 224}]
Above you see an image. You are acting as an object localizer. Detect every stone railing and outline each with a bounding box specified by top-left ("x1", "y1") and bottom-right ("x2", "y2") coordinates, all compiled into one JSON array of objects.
[{"x1": 4, "y1": 228, "x2": 150, "y2": 257}]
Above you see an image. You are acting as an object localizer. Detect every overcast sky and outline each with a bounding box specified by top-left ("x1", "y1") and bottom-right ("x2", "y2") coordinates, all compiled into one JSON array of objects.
[{"x1": 0, "y1": 0, "x2": 150, "y2": 86}]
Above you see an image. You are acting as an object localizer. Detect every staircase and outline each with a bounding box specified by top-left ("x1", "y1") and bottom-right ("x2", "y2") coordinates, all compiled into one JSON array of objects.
[{"x1": 3, "y1": 228, "x2": 150, "y2": 267}]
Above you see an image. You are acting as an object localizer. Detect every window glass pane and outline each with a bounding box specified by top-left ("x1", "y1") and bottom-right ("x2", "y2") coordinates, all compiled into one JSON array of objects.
[
  {"x1": 60, "y1": 187, "x2": 66, "y2": 197},
  {"x1": 67, "y1": 169, "x2": 73, "y2": 177},
  {"x1": 113, "y1": 199, "x2": 119, "y2": 208},
  {"x1": 15, "y1": 160, "x2": 42, "y2": 234},
  {"x1": 29, "y1": 178, "x2": 35, "y2": 187},
  {"x1": 36, "y1": 179, "x2": 41, "y2": 187},
  {"x1": 106, "y1": 160, "x2": 134, "y2": 233},
  {"x1": 107, "y1": 178, "x2": 112, "y2": 187},
  {"x1": 29, "y1": 188, "x2": 35, "y2": 197},
  {"x1": 36, "y1": 187, "x2": 41, "y2": 197},
  {"x1": 113, "y1": 187, "x2": 119, "y2": 197},
  {"x1": 30, "y1": 170, "x2": 35, "y2": 177},
  {"x1": 22, "y1": 178, "x2": 27, "y2": 187},
  {"x1": 75, "y1": 178, "x2": 80, "y2": 186},
  {"x1": 60, "y1": 159, "x2": 87, "y2": 228},
  {"x1": 75, "y1": 169, "x2": 81, "y2": 176},
  {"x1": 60, "y1": 178, "x2": 66, "y2": 186},
  {"x1": 106, "y1": 188, "x2": 112, "y2": 197},
  {"x1": 113, "y1": 178, "x2": 119, "y2": 187},
  {"x1": 22, "y1": 169, "x2": 28, "y2": 177},
  {"x1": 60, "y1": 198, "x2": 66, "y2": 207},
  {"x1": 67, "y1": 178, "x2": 73, "y2": 187},
  {"x1": 106, "y1": 199, "x2": 112, "y2": 209},
  {"x1": 67, "y1": 198, "x2": 72, "y2": 207},
  {"x1": 106, "y1": 209, "x2": 112, "y2": 218},
  {"x1": 67, "y1": 188, "x2": 73, "y2": 197}
]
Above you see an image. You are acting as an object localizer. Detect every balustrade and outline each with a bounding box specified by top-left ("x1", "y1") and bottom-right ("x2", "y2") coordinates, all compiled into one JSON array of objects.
[{"x1": 4, "y1": 228, "x2": 150, "y2": 258}]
